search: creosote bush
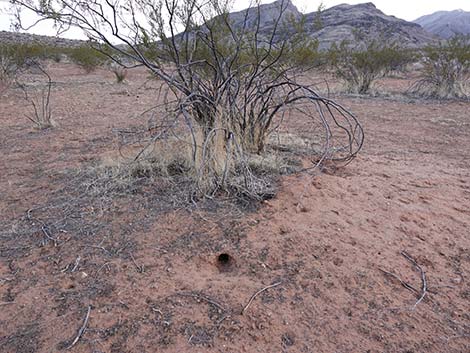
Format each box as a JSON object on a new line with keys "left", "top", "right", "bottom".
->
{"left": 0, "top": 44, "right": 20, "bottom": 84}
{"left": 0, "top": 43, "right": 47, "bottom": 84}
{"left": 65, "top": 46, "right": 108, "bottom": 73}
{"left": 410, "top": 36, "right": 470, "bottom": 99}
{"left": 327, "top": 36, "right": 415, "bottom": 94}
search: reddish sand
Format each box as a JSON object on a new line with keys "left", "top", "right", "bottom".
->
{"left": 0, "top": 64, "right": 469, "bottom": 353}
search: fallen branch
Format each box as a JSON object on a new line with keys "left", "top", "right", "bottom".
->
{"left": 379, "top": 268, "right": 419, "bottom": 295}
{"left": 71, "top": 256, "right": 81, "bottom": 272}
{"left": 241, "top": 281, "right": 282, "bottom": 315}
{"left": 129, "top": 253, "right": 144, "bottom": 273}
{"left": 401, "top": 251, "right": 428, "bottom": 310}
{"left": 66, "top": 305, "right": 91, "bottom": 350}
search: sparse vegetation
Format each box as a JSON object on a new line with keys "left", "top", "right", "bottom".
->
{"left": 17, "top": 61, "right": 54, "bottom": 129}
{"left": 0, "top": 43, "right": 38, "bottom": 84}
{"left": 0, "top": 43, "right": 55, "bottom": 93}
{"left": 410, "top": 36, "right": 470, "bottom": 99}
{"left": 0, "top": 44, "right": 18, "bottom": 86}
{"left": 0, "top": 42, "right": 55, "bottom": 127}
{"left": 2, "top": 3, "right": 470, "bottom": 353}
{"left": 11, "top": 0, "right": 363, "bottom": 199}
{"left": 313, "top": 2, "right": 326, "bottom": 31}
{"left": 66, "top": 45, "right": 108, "bottom": 73}
{"left": 109, "top": 62, "right": 128, "bottom": 83}
{"left": 327, "top": 36, "right": 416, "bottom": 94}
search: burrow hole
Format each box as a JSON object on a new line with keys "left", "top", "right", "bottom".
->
{"left": 216, "top": 253, "right": 234, "bottom": 272}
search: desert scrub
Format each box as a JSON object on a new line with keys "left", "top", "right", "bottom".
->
{"left": 108, "top": 62, "right": 128, "bottom": 83}
{"left": 0, "top": 44, "right": 17, "bottom": 85}
{"left": 327, "top": 36, "right": 415, "bottom": 94}
{"left": 0, "top": 43, "right": 39, "bottom": 83}
{"left": 66, "top": 45, "right": 108, "bottom": 73}
{"left": 410, "top": 36, "right": 470, "bottom": 99}
{"left": 10, "top": 0, "right": 364, "bottom": 200}
{"left": 17, "top": 61, "right": 54, "bottom": 129}
{"left": 0, "top": 43, "right": 66, "bottom": 86}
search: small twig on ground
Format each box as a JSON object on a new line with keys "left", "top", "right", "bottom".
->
{"left": 66, "top": 305, "right": 91, "bottom": 350}
{"left": 216, "top": 314, "right": 231, "bottom": 328}
{"left": 175, "top": 292, "right": 226, "bottom": 312}
{"left": 0, "top": 277, "right": 14, "bottom": 284}
{"left": 41, "top": 225, "right": 58, "bottom": 246}
{"left": 0, "top": 302, "right": 15, "bottom": 306}
{"left": 26, "top": 208, "right": 59, "bottom": 246}
{"left": 401, "top": 251, "right": 428, "bottom": 310}
{"left": 380, "top": 252, "right": 428, "bottom": 310}
{"left": 129, "top": 253, "right": 144, "bottom": 273}
{"left": 86, "top": 245, "right": 111, "bottom": 255}
{"left": 241, "top": 281, "right": 282, "bottom": 315}
{"left": 71, "top": 256, "right": 81, "bottom": 272}
{"left": 96, "top": 262, "right": 112, "bottom": 275}
{"left": 379, "top": 268, "right": 419, "bottom": 294}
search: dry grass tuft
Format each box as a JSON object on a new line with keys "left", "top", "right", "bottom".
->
{"left": 98, "top": 131, "right": 307, "bottom": 201}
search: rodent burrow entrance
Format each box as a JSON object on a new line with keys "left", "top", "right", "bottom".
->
{"left": 216, "top": 253, "right": 234, "bottom": 272}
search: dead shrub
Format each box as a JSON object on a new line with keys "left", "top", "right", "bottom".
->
{"left": 17, "top": 61, "right": 54, "bottom": 129}
{"left": 109, "top": 62, "right": 128, "bottom": 83}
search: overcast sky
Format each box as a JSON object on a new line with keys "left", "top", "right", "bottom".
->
{"left": 1, "top": 0, "right": 470, "bottom": 38}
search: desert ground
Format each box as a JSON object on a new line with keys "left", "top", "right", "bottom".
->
{"left": 0, "top": 63, "right": 469, "bottom": 353}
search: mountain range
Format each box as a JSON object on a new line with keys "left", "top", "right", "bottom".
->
{"left": 414, "top": 9, "right": 470, "bottom": 39}
{"left": 224, "top": 1, "right": 435, "bottom": 49}
{"left": 3, "top": 1, "right": 464, "bottom": 50}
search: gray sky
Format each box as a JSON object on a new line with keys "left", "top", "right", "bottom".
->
{"left": 1, "top": 0, "right": 470, "bottom": 38}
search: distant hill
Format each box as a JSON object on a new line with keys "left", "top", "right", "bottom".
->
{"left": 306, "top": 2, "right": 436, "bottom": 49}
{"left": 222, "top": 1, "right": 436, "bottom": 49}
{"left": 0, "top": 30, "right": 86, "bottom": 48}
{"left": 1, "top": 1, "right": 437, "bottom": 50}
{"left": 414, "top": 10, "right": 470, "bottom": 39}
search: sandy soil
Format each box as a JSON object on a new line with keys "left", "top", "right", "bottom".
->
{"left": 0, "top": 63, "right": 469, "bottom": 353}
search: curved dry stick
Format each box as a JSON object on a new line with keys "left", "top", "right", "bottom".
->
{"left": 241, "top": 281, "right": 282, "bottom": 315}
{"left": 401, "top": 251, "right": 428, "bottom": 310}
{"left": 66, "top": 305, "right": 91, "bottom": 350}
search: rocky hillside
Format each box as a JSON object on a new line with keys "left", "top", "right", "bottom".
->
{"left": 307, "top": 2, "right": 436, "bottom": 49}
{"left": 0, "top": 30, "right": 86, "bottom": 48}
{"left": 225, "top": 0, "right": 301, "bottom": 30}
{"left": 224, "top": 1, "right": 436, "bottom": 49}
{"left": 1, "top": 1, "right": 437, "bottom": 50}
{"left": 414, "top": 10, "right": 470, "bottom": 39}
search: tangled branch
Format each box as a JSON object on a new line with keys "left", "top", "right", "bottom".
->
{"left": 10, "top": 0, "right": 364, "bottom": 198}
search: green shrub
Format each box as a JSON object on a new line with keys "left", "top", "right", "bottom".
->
{"left": 410, "top": 36, "right": 470, "bottom": 99}
{"left": 66, "top": 45, "right": 108, "bottom": 72}
{"left": 327, "top": 38, "right": 415, "bottom": 94}
{"left": 0, "top": 45, "right": 19, "bottom": 83}
{"left": 279, "top": 13, "right": 324, "bottom": 69}
{"left": 0, "top": 43, "right": 68, "bottom": 83}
